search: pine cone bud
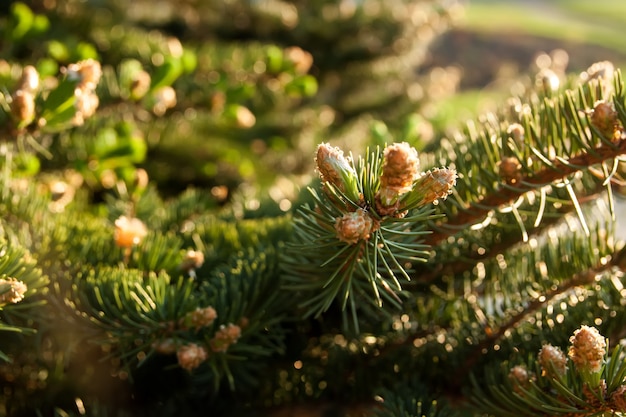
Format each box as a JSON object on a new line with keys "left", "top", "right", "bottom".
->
{"left": 498, "top": 156, "right": 522, "bottom": 185}
{"left": 315, "top": 142, "right": 356, "bottom": 193}
{"left": 411, "top": 167, "right": 457, "bottom": 207}
{"left": 568, "top": 325, "right": 606, "bottom": 374}
{"left": 335, "top": 208, "right": 373, "bottom": 245}
{"left": 18, "top": 65, "right": 40, "bottom": 92}
{"left": 10, "top": 90, "right": 35, "bottom": 125}
{"left": 176, "top": 343, "right": 208, "bottom": 371}
{"left": 380, "top": 142, "right": 420, "bottom": 195}
{"left": 210, "top": 323, "right": 242, "bottom": 353}
{"left": 538, "top": 344, "right": 568, "bottom": 378}
{"left": 0, "top": 278, "right": 28, "bottom": 304}
{"left": 508, "top": 365, "right": 532, "bottom": 394}
{"left": 114, "top": 216, "right": 148, "bottom": 248}
{"left": 590, "top": 100, "right": 618, "bottom": 139}
{"left": 181, "top": 306, "right": 217, "bottom": 330}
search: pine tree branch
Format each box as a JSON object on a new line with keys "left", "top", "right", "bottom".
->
{"left": 424, "top": 136, "right": 626, "bottom": 246}
{"left": 459, "top": 244, "right": 626, "bottom": 377}
{"left": 414, "top": 186, "right": 605, "bottom": 284}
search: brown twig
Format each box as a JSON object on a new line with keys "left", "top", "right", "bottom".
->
{"left": 424, "top": 137, "right": 626, "bottom": 247}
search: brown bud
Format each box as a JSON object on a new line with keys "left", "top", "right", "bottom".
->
{"left": 334, "top": 208, "right": 373, "bottom": 245}
{"left": 590, "top": 100, "right": 618, "bottom": 139}
{"left": 176, "top": 343, "right": 208, "bottom": 371}
{"left": 0, "top": 278, "right": 27, "bottom": 304}
{"left": 18, "top": 65, "right": 40, "bottom": 92}
{"left": 498, "top": 156, "right": 522, "bottom": 185}
{"left": 114, "top": 216, "right": 148, "bottom": 248}
{"left": 10, "top": 90, "right": 35, "bottom": 125}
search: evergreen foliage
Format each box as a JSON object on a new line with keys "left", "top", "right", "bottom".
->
{"left": 1, "top": 0, "right": 626, "bottom": 416}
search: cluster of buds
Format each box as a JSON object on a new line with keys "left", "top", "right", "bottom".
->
{"left": 314, "top": 142, "right": 456, "bottom": 245}
{"left": 210, "top": 323, "right": 242, "bottom": 353}
{"left": 176, "top": 343, "right": 208, "bottom": 372}
{"left": 64, "top": 59, "right": 102, "bottom": 126}
{"left": 9, "top": 65, "right": 40, "bottom": 128}
{"left": 0, "top": 278, "right": 28, "bottom": 305}
{"left": 114, "top": 215, "right": 148, "bottom": 248}
{"left": 509, "top": 325, "right": 610, "bottom": 400}
{"left": 179, "top": 306, "right": 217, "bottom": 331}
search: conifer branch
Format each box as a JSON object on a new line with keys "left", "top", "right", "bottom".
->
{"left": 425, "top": 135, "right": 626, "bottom": 246}
{"left": 461, "top": 245, "right": 624, "bottom": 375}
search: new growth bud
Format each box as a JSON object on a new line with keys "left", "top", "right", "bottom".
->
{"left": 508, "top": 365, "right": 532, "bottom": 395}
{"left": 378, "top": 142, "right": 420, "bottom": 206}
{"left": 10, "top": 90, "right": 35, "bottom": 126}
{"left": 114, "top": 216, "right": 148, "bottom": 248}
{"left": 411, "top": 167, "right": 457, "bottom": 207}
{"left": 590, "top": 100, "right": 619, "bottom": 139}
{"left": 177, "top": 343, "right": 208, "bottom": 371}
{"left": 315, "top": 142, "right": 357, "bottom": 194}
{"left": 538, "top": 344, "right": 567, "bottom": 378}
{"left": 335, "top": 208, "right": 374, "bottom": 245}
{"left": 210, "top": 323, "right": 242, "bottom": 353}
{"left": 0, "top": 278, "right": 28, "bottom": 304}
{"left": 569, "top": 325, "right": 606, "bottom": 375}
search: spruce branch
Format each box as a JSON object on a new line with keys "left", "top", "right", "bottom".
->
{"left": 471, "top": 326, "right": 626, "bottom": 417}
{"left": 462, "top": 244, "right": 625, "bottom": 375}
{"left": 425, "top": 69, "right": 626, "bottom": 247}
{"left": 284, "top": 142, "right": 455, "bottom": 329}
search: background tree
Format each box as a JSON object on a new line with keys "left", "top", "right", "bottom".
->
{"left": 1, "top": 1, "right": 626, "bottom": 416}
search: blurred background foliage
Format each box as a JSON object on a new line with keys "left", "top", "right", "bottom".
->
{"left": 2, "top": 0, "right": 624, "bottom": 209}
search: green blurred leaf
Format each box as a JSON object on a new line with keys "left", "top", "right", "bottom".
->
{"left": 13, "top": 153, "right": 41, "bottom": 177}
{"left": 265, "top": 45, "right": 283, "bottom": 73}
{"left": 181, "top": 49, "right": 198, "bottom": 73}
{"left": 10, "top": 2, "right": 34, "bottom": 40}
{"left": 40, "top": 77, "right": 78, "bottom": 129}
{"left": 150, "top": 58, "right": 183, "bottom": 91}
{"left": 47, "top": 40, "right": 70, "bottom": 62}
{"left": 285, "top": 75, "right": 318, "bottom": 97}
{"left": 76, "top": 42, "right": 99, "bottom": 60}
{"left": 31, "top": 14, "right": 50, "bottom": 35}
